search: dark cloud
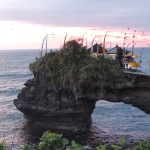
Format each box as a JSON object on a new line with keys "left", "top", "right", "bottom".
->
{"left": 0, "top": 0, "right": 150, "bottom": 31}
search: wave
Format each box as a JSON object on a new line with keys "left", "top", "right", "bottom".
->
{"left": 0, "top": 72, "right": 32, "bottom": 77}
{"left": 0, "top": 88, "right": 21, "bottom": 96}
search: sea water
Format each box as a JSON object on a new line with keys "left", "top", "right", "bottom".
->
{"left": 0, "top": 48, "right": 150, "bottom": 149}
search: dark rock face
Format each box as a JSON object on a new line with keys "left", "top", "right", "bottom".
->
{"left": 104, "top": 72, "right": 150, "bottom": 114}
{"left": 14, "top": 73, "right": 96, "bottom": 133}
{"left": 14, "top": 72, "right": 150, "bottom": 134}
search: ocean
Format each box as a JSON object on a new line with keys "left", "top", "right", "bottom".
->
{"left": 0, "top": 48, "right": 150, "bottom": 149}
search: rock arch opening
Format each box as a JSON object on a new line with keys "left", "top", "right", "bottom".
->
{"left": 90, "top": 100, "right": 150, "bottom": 144}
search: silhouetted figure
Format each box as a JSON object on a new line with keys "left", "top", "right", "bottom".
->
{"left": 116, "top": 47, "right": 124, "bottom": 67}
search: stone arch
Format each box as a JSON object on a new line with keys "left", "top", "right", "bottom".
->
{"left": 14, "top": 72, "right": 150, "bottom": 134}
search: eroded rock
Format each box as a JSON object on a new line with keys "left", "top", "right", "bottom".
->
{"left": 103, "top": 72, "right": 150, "bottom": 114}
{"left": 14, "top": 71, "right": 150, "bottom": 135}
{"left": 14, "top": 73, "right": 96, "bottom": 133}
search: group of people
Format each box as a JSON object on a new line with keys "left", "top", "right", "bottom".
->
{"left": 116, "top": 47, "right": 134, "bottom": 68}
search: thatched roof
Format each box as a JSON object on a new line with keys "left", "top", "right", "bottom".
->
{"left": 88, "top": 43, "right": 107, "bottom": 53}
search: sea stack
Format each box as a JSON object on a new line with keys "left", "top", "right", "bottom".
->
{"left": 14, "top": 40, "right": 123, "bottom": 133}
{"left": 14, "top": 73, "right": 96, "bottom": 133}
{"left": 14, "top": 40, "right": 150, "bottom": 134}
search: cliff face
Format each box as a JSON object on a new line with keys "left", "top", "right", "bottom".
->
{"left": 104, "top": 72, "right": 150, "bottom": 114}
{"left": 14, "top": 71, "right": 150, "bottom": 134}
{"left": 14, "top": 73, "right": 96, "bottom": 133}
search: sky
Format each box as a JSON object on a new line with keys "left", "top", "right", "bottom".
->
{"left": 0, "top": 0, "right": 150, "bottom": 49}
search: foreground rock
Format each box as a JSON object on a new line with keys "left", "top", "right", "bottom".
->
{"left": 14, "top": 73, "right": 96, "bottom": 133}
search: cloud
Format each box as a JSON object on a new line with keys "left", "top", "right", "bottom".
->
{"left": 0, "top": 0, "right": 150, "bottom": 31}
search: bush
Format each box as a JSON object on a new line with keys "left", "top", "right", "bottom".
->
{"left": 29, "top": 40, "right": 123, "bottom": 98}
{"left": 0, "top": 143, "right": 7, "bottom": 150}
{"left": 1, "top": 132, "right": 150, "bottom": 150}
{"left": 133, "top": 140, "right": 150, "bottom": 150}
{"left": 66, "top": 141, "right": 84, "bottom": 150}
{"left": 38, "top": 131, "right": 69, "bottom": 150}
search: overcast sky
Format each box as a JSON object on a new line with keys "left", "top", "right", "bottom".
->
{"left": 1, "top": 0, "right": 150, "bottom": 29}
{"left": 0, "top": 0, "right": 150, "bottom": 49}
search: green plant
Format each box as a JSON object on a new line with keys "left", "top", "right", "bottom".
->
{"left": 21, "top": 145, "right": 36, "bottom": 150}
{"left": 2, "top": 130, "right": 149, "bottom": 150}
{"left": 111, "top": 144, "right": 122, "bottom": 150}
{"left": 29, "top": 40, "right": 123, "bottom": 99}
{"left": 67, "top": 140, "right": 84, "bottom": 150}
{"left": 96, "top": 144, "right": 106, "bottom": 150}
{"left": 38, "top": 131, "right": 69, "bottom": 150}
{"left": 117, "top": 137, "right": 127, "bottom": 147}
{"left": 96, "top": 138, "right": 128, "bottom": 150}
{"left": 0, "top": 143, "right": 7, "bottom": 150}
{"left": 133, "top": 140, "right": 150, "bottom": 150}
{"left": 111, "top": 138, "right": 128, "bottom": 150}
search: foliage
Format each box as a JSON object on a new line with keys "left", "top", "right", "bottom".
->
{"left": 66, "top": 140, "right": 84, "bottom": 150}
{"left": 1, "top": 132, "right": 150, "bottom": 150}
{"left": 111, "top": 137, "right": 127, "bottom": 150}
{"left": 96, "top": 144, "right": 106, "bottom": 150}
{"left": 21, "top": 145, "right": 37, "bottom": 150}
{"left": 96, "top": 138, "right": 128, "bottom": 150}
{"left": 111, "top": 144, "right": 122, "bottom": 150}
{"left": 95, "top": 139, "right": 150, "bottom": 150}
{"left": 38, "top": 131, "right": 69, "bottom": 150}
{"left": 29, "top": 40, "right": 123, "bottom": 98}
{"left": 0, "top": 143, "right": 7, "bottom": 150}
{"left": 133, "top": 140, "right": 150, "bottom": 150}
{"left": 117, "top": 137, "right": 128, "bottom": 146}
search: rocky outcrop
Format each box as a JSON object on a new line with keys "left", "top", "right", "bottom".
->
{"left": 14, "top": 71, "right": 150, "bottom": 134}
{"left": 104, "top": 72, "right": 150, "bottom": 114}
{"left": 14, "top": 73, "right": 96, "bottom": 133}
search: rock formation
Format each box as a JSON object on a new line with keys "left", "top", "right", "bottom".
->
{"left": 14, "top": 40, "right": 150, "bottom": 134}
{"left": 14, "top": 73, "right": 96, "bottom": 133}
{"left": 104, "top": 72, "right": 150, "bottom": 114}
{"left": 14, "top": 71, "right": 150, "bottom": 135}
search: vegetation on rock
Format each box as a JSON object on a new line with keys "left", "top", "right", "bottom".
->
{"left": 29, "top": 40, "right": 123, "bottom": 98}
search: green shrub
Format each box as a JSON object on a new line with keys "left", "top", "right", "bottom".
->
{"left": 0, "top": 143, "right": 7, "bottom": 150}
{"left": 1, "top": 131, "right": 150, "bottom": 150}
{"left": 29, "top": 40, "right": 123, "bottom": 98}
{"left": 96, "top": 138, "right": 128, "bottom": 150}
{"left": 96, "top": 144, "right": 106, "bottom": 150}
{"left": 21, "top": 145, "right": 37, "bottom": 150}
{"left": 66, "top": 140, "right": 84, "bottom": 150}
{"left": 133, "top": 140, "right": 150, "bottom": 150}
{"left": 38, "top": 131, "right": 69, "bottom": 150}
